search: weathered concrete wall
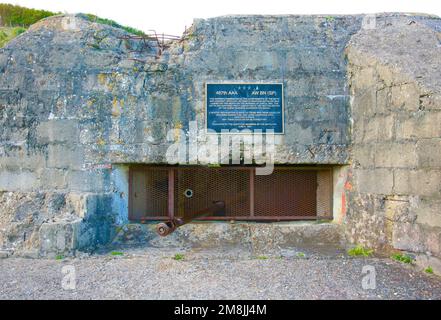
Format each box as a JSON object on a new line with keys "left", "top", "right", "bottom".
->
{"left": 0, "top": 13, "right": 362, "bottom": 255}
{"left": 0, "top": 13, "right": 440, "bottom": 260}
{"left": 112, "top": 222, "right": 345, "bottom": 255}
{"left": 345, "top": 15, "right": 441, "bottom": 271}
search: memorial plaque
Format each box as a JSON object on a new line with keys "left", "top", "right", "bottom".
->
{"left": 206, "top": 83, "right": 284, "bottom": 134}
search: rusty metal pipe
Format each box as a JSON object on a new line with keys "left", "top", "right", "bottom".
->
{"left": 156, "top": 201, "right": 225, "bottom": 237}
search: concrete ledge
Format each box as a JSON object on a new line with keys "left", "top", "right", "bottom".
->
{"left": 112, "top": 222, "right": 345, "bottom": 254}
{"left": 416, "top": 254, "right": 441, "bottom": 276}
{"left": 0, "top": 250, "right": 13, "bottom": 259}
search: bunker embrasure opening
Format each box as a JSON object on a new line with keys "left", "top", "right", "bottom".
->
{"left": 129, "top": 166, "right": 333, "bottom": 223}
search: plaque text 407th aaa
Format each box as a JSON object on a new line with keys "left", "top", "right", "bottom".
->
{"left": 206, "top": 83, "right": 284, "bottom": 134}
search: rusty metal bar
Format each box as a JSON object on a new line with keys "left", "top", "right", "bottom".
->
{"left": 117, "top": 31, "right": 181, "bottom": 63}
{"left": 198, "top": 216, "right": 326, "bottom": 221}
{"left": 249, "top": 168, "right": 255, "bottom": 217}
{"left": 117, "top": 34, "right": 181, "bottom": 41}
{"left": 141, "top": 215, "right": 330, "bottom": 222}
{"left": 156, "top": 201, "right": 225, "bottom": 236}
{"left": 168, "top": 168, "right": 175, "bottom": 219}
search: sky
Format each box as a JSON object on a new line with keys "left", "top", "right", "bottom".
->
{"left": 3, "top": 0, "right": 441, "bottom": 35}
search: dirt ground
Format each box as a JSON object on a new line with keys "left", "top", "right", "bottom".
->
{"left": 1, "top": 246, "right": 441, "bottom": 300}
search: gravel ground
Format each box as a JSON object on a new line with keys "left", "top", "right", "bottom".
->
{"left": 1, "top": 246, "right": 441, "bottom": 300}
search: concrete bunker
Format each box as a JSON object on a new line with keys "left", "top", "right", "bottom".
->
{"left": 0, "top": 13, "right": 440, "bottom": 274}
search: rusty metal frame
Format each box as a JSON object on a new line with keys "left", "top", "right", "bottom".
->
{"left": 129, "top": 165, "right": 334, "bottom": 222}
{"left": 168, "top": 168, "right": 175, "bottom": 219}
{"left": 249, "top": 168, "right": 255, "bottom": 217}
{"left": 117, "top": 31, "right": 182, "bottom": 61}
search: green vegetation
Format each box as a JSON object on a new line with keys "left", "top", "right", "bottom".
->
{"left": 325, "top": 16, "right": 336, "bottom": 22}
{"left": 0, "top": 4, "right": 145, "bottom": 48}
{"left": 297, "top": 252, "right": 305, "bottom": 258}
{"left": 173, "top": 253, "right": 185, "bottom": 261}
{"left": 391, "top": 253, "right": 414, "bottom": 264}
{"left": 425, "top": 266, "right": 434, "bottom": 274}
{"left": 83, "top": 14, "right": 145, "bottom": 36}
{"left": 347, "top": 245, "right": 374, "bottom": 257}
{"left": 0, "top": 4, "right": 56, "bottom": 27}
{"left": 110, "top": 251, "right": 124, "bottom": 256}
{"left": 0, "top": 26, "right": 26, "bottom": 47}
{"left": 55, "top": 254, "right": 64, "bottom": 260}
{"left": 256, "top": 255, "right": 268, "bottom": 260}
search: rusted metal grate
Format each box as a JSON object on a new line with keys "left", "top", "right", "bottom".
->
{"left": 176, "top": 168, "right": 250, "bottom": 219}
{"left": 254, "top": 169, "right": 317, "bottom": 218}
{"left": 130, "top": 166, "right": 333, "bottom": 221}
{"left": 129, "top": 167, "right": 169, "bottom": 220}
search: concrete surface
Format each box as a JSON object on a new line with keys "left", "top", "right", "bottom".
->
{"left": 112, "top": 222, "right": 345, "bottom": 254}
{"left": 2, "top": 13, "right": 441, "bottom": 258}
{"left": 1, "top": 246, "right": 441, "bottom": 300}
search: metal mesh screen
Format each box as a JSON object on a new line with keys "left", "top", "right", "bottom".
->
{"left": 145, "top": 169, "right": 169, "bottom": 217}
{"left": 254, "top": 169, "right": 317, "bottom": 217}
{"left": 130, "top": 166, "right": 332, "bottom": 221}
{"left": 129, "top": 167, "right": 168, "bottom": 220}
{"left": 176, "top": 168, "right": 250, "bottom": 219}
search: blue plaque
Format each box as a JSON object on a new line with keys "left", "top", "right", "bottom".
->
{"left": 206, "top": 83, "right": 284, "bottom": 134}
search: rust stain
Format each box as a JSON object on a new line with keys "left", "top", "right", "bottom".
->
{"left": 341, "top": 192, "right": 346, "bottom": 216}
